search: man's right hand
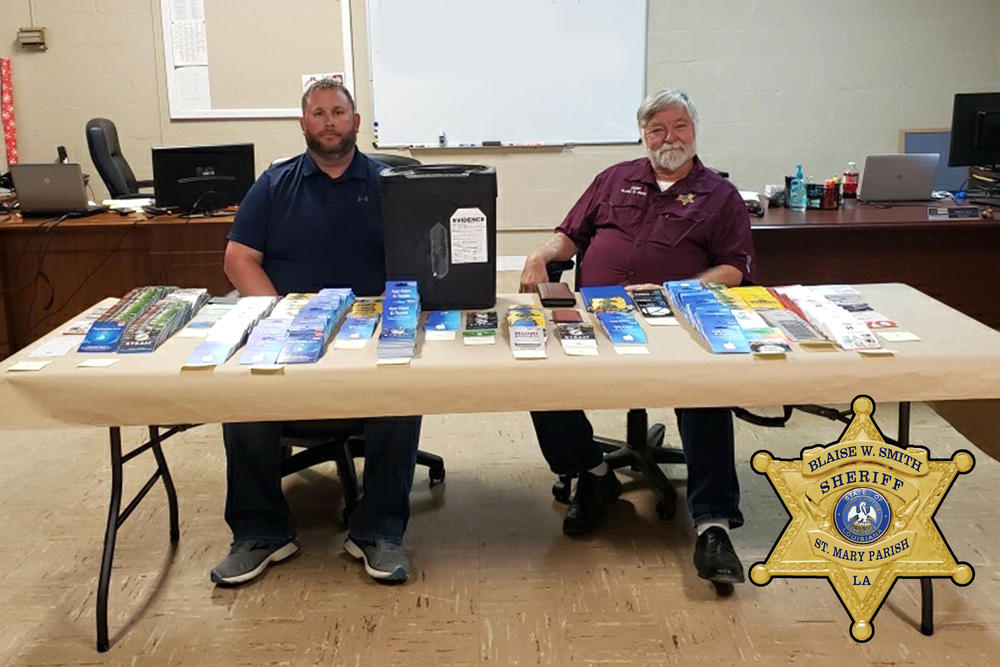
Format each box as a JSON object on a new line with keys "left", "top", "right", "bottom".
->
{"left": 519, "top": 257, "right": 549, "bottom": 293}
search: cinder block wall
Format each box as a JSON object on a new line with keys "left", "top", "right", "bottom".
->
{"left": 1, "top": 0, "right": 998, "bottom": 256}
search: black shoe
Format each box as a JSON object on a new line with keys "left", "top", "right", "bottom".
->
{"left": 694, "top": 527, "right": 745, "bottom": 583}
{"left": 563, "top": 471, "right": 623, "bottom": 535}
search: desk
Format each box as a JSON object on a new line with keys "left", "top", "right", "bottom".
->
{"left": 753, "top": 202, "right": 1000, "bottom": 328}
{"left": 2, "top": 284, "right": 999, "bottom": 650}
{"left": 0, "top": 212, "right": 234, "bottom": 359}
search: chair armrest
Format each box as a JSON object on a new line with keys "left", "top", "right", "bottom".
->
{"left": 544, "top": 259, "right": 575, "bottom": 283}
{"left": 136, "top": 180, "right": 155, "bottom": 188}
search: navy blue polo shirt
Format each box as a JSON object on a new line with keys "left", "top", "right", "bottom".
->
{"left": 227, "top": 150, "right": 387, "bottom": 296}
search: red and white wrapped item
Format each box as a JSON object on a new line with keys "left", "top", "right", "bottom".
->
{"left": 1, "top": 57, "right": 17, "bottom": 165}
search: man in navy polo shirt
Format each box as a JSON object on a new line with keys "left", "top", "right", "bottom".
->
{"left": 519, "top": 89, "right": 754, "bottom": 587}
{"left": 211, "top": 79, "right": 420, "bottom": 586}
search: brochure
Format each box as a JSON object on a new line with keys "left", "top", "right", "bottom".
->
{"left": 424, "top": 310, "right": 461, "bottom": 341}
{"left": 580, "top": 285, "right": 633, "bottom": 312}
{"left": 595, "top": 311, "right": 649, "bottom": 353}
{"left": 556, "top": 323, "right": 599, "bottom": 356}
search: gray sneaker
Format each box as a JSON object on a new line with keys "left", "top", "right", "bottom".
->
{"left": 344, "top": 537, "right": 410, "bottom": 583}
{"left": 210, "top": 539, "right": 298, "bottom": 586}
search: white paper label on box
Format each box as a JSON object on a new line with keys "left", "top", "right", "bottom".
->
{"left": 450, "top": 207, "right": 488, "bottom": 264}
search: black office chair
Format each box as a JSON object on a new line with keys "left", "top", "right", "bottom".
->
{"left": 543, "top": 258, "right": 857, "bottom": 522}
{"left": 273, "top": 149, "right": 442, "bottom": 523}
{"left": 280, "top": 419, "right": 444, "bottom": 523}
{"left": 369, "top": 152, "right": 421, "bottom": 168}
{"left": 545, "top": 259, "right": 685, "bottom": 520}
{"left": 85, "top": 118, "right": 154, "bottom": 198}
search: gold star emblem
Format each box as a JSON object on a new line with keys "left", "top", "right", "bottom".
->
{"left": 676, "top": 193, "right": 695, "bottom": 206}
{"left": 750, "top": 395, "right": 975, "bottom": 642}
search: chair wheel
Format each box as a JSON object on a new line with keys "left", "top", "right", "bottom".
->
{"left": 552, "top": 476, "right": 572, "bottom": 504}
{"left": 655, "top": 498, "right": 676, "bottom": 520}
{"left": 712, "top": 581, "right": 735, "bottom": 597}
{"left": 429, "top": 465, "right": 445, "bottom": 487}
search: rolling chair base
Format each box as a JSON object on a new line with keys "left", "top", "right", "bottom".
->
{"left": 551, "top": 409, "right": 684, "bottom": 521}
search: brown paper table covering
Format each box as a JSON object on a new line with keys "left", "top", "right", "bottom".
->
{"left": 2, "top": 284, "right": 999, "bottom": 430}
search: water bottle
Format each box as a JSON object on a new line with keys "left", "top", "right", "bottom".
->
{"left": 789, "top": 164, "right": 807, "bottom": 211}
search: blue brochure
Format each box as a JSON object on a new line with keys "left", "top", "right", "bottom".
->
{"left": 580, "top": 285, "right": 633, "bottom": 312}
{"left": 596, "top": 311, "right": 648, "bottom": 345}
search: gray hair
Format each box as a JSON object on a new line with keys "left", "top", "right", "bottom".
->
{"left": 636, "top": 89, "right": 698, "bottom": 129}
{"left": 301, "top": 78, "right": 356, "bottom": 113}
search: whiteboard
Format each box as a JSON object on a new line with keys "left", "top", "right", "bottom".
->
{"left": 366, "top": 0, "right": 646, "bottom": 147}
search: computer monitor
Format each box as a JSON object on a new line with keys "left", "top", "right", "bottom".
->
{"left": 152, "top": 143, "right": 255, "bottom": 213}
{"left": 948, "top": 93, "right": 1000, "bottom": 168}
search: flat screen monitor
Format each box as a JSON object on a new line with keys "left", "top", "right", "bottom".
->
{"left": 152, "top": 143, "right": 255, "bottom": 213}
{"left": 948, "top": 93, "right": 1000, "bottom": 167}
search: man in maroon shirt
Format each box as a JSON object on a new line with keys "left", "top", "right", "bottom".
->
{"left": 519, "top": 89, "right": 753, "bottom": 587}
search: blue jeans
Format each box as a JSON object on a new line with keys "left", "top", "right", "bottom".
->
{"left": 530, "top": 408, "right": 743, "bottom": 529}
{"left": 223, "top": 416, "right": 421, "bottom": 545}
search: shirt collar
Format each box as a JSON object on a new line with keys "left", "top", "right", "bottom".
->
{"left": 301, "top": 148, "right": 367, "bottom": 182}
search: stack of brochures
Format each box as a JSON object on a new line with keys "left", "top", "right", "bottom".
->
{"left": 334, "top": 298, "right": 382, "bottom": 349}
{"left": 580, "top": 285, "right": 648, "bottom": 353}
{"left": 376, "top": 281, "right": 420, "bottom": 365}
{"left": 276, "top": 288, "right": 354, "bottom": 364}
{"left": 424, "top": 311, "right": 461, "bottom": 341}
{"left": 665, "top": 281, "right": 751, "bottom": 354}
{"left": 580, "top": 285, "right": 634, "bottom": 313}
{"left": 237, "top": 293, "right": 310, "bottom": 365}
{"left": 185, "top": 296, "right": 278, "bottom": 366}
{"left": 463, "top": 311, "right": 498, "bottom": 345}
{"left": 79, "top": 286, "right": 176, "bottom": 353}
{"left": 630, "top": 288, "right": 677, "bottom": 326}
{"left": 555, "top": 322, "right": 599, "bottom": 356}
{"left": 178, "top": 301, "right": 235, "bottom": 338}
{"left": 117, "top": 288, "right": 210, "bottom": 353}
{"left": 811, "top": 285, "right": 897, "bottom": 329}
{"left": 771, "top": 286, "right": 882, "bottom": 351}
{"left": 506, "top": 305, "right": 546, "bottom": 359}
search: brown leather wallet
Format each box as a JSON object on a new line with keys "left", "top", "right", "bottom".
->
{"left": 537, "top": 282, "right": 577, "bottom": 307}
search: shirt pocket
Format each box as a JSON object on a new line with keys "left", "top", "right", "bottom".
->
{"left": 649, "top": 209, "right": 707, "bottom": 247}
{"left": 600, "top": 192, "right": 646, "bottom": 228}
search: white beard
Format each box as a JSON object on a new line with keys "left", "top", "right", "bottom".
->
{"left": 648, "top": 140, "right": 696, "bottom": 172}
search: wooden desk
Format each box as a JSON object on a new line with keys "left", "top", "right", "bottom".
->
{"left": 0, "top": 212, "right": 234, "bottom": 358}
{"left": 753, "top": 202, "right": 1000, "bottom": 328}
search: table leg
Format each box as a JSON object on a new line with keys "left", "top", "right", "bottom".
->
{"left": 96, "top": 427, "right": 123, "bottom": 652}
{"left": 149, "top": 426, "right": 180, "bottom": 542}
{"left": 94, "top": 424, "right": 191, "bottom": 652}
{"left": 897, "top": 402, "right": 934, "bottom": 635}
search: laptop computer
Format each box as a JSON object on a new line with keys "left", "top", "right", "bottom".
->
{"left": 10, "top": 163, "right": 108, "bottom": 216}
{"left": 858, "top": 153, "right": 940, "bottom": 202}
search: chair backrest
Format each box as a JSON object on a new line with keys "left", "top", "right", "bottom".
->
{"left": 85, "top": 118, "right": 140, "bottom": 197}
{"left": 368, "top": 152, "right": 421, "bottom": 168}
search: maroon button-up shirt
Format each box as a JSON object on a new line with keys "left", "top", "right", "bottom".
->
{"left": 556, "top": 156, "right": 755, "bottom": 288}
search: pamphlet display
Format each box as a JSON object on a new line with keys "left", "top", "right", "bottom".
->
{"left": 334, "top": 298, "right": 383, "bottom": 349}
{"left": 276, "top": 288, "right": 354, "bottom": 364}
{"left": 117, "top": 288, "right": 210, "bottom": 353}
{"left": 424, "top": 311, "right": 461, "bottom": 341}
{"left": 185, "top": 296, "right": 278, "bottom": 367}
{"left": 79, "top": 286, "right": 177, "bottom": 353}
{"left": 506, "top": 305, "right": 546, "bottom": 359}
{"left": 376, "top": 281, "right": 420, "bottom": 365}
{"left": 463, "top": 311, "right": 498, "bottom": 345}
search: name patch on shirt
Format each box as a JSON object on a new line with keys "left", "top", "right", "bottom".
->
{"left": 619, "top": 185, "right": 647, "bottom": 197}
